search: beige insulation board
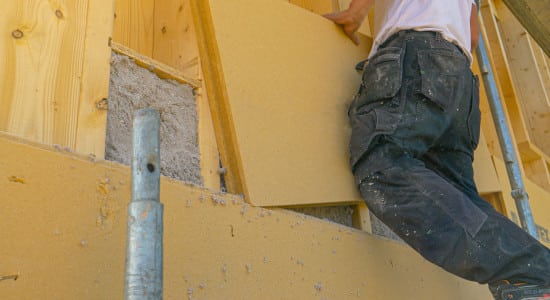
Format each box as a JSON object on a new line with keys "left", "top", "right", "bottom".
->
{"left": 194, "top": 0, "right": 372, "bottom": 206}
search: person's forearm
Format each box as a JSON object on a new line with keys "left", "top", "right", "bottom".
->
{"left": 470, "top": 3, "right": 480, "bottom": 50}
{"left": 347, "top": 0, "right": 375, "bottom": 21}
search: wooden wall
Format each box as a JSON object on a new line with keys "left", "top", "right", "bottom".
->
{"left": 1, "top": 0, "right": 548, "bottom": 225}
{"left": 113, "top": 0, "right": 550, "bottom": 208}
{"left": 0, "top": 0, "right": 113, "bottom": 158}
{"left": 112, "top": 0, "right": 200, "bottom": 79}
{"left": 480, "top": 0, "right": 550, "bottom": 192}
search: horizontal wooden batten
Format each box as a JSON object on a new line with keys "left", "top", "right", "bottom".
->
{"left": 111, "top": 41, "right": 201, "bottom": 88}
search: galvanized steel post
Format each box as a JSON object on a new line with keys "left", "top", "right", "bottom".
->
{"left": 125, "top": 109, "right": 164, "bottom": 299}
{"left": 475, "top": 35, "right": 539, "bottom": 239}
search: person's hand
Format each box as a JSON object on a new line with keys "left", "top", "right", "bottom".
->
{"left": 324, "top": 10, "right": 363, "bottom": 45}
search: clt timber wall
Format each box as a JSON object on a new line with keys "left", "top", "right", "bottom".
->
{"left": 0, "top": 0, "right": 112, "bottom": 157}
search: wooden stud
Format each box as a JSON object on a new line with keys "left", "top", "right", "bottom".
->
{"left": 111, "top": 41, "right": 201, "bottom": 88}
{"left": 196, "top": 79, "right": 222, "bottom": 191}
{"left": 480, "top": 192, "right": 507, "bottom": 214}
{"left": 189, "top": 0, "right": 247, "bottom": 195}
{"left": 75, "top": 0, "right": 114, "bottom": 157}
{"left": 352, "top": 202, "right": 372, "bottom": 234}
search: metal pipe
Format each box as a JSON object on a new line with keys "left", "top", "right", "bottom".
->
{"left": 125, "top": 109, "right": 164, "bottom": 300}
{"left": 475, "top": 34, "right": 539, "bottom": 239}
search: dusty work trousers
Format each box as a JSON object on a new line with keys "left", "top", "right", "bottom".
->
{"left": 349, "top": 30, "right": 550, "bottom": 286}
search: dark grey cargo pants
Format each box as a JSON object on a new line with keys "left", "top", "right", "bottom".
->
{"left": 349, "top": 30, "right": 550, "bottom": 286}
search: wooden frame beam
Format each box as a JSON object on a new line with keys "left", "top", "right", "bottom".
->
{"left": 501, "top": 0, "right": 550, "bottom": 57}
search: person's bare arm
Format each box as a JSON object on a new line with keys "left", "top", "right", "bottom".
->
{"left": 324, "top": 0, "right": 375, "bottom": 45}
{"left": 470, "top": 3, "right": 480, "bottom": 50}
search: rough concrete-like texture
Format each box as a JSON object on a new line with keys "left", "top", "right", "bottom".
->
{"left": 289, "top": 206, "right": 355, "bottom": 227}
{"left": 105, "top": 53, "right": 202, "bottom": 186}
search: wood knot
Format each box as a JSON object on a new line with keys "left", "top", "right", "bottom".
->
{"left": 11, "top": 30, "right": 24, "bottom": 39}
{"left": 95, "top": 98, "right": 108, "bottom": 110}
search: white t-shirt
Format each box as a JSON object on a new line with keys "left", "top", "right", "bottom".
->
{"left": 370, "top": 0, "right": 476, "bottom": 61}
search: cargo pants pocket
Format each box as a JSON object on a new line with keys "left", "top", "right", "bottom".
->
{"left": 349, "top": 47, "right": 404, "bottom": 168}
{"left": 417, "top": 49, "right": 467, "bottom": 112}
{"left": 351, "top": 47, "right": 404, "bottom": 111}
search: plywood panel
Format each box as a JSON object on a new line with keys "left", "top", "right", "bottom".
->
{"left": 192, "top": 0, "right": 372, "bottom": 206}
{"left": 0, "top": 0, "right": 113, "bottom": 158}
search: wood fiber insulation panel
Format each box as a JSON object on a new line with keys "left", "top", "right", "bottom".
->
{"left": 288, "top": 0, "right": 339, "bottom": 14}
{"left": 0, "top": 132, "right": 495, "bottom": 300}
{"left": 192, "top": 0, "right": 372, "bottom": 206}
{"left": 0, "top": 0, "right": 113, "bottom": 158}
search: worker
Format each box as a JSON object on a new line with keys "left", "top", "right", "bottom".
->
{"left": 325, "top": 1, "right": 550, "bottom": 299}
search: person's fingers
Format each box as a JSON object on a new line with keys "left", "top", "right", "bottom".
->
{"left": 323, "top": 12, "right": 345, "bottom": 23}
{"left": 324, "top": 11, "right": 360, "bottom": 45}
{"left": 350, "top": 32, "right": 360, "bottom": 45}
